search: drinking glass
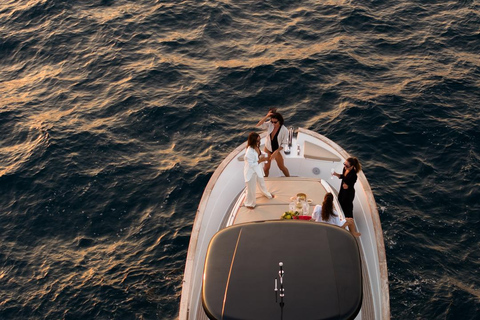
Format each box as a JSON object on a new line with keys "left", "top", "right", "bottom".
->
{"left": 289, "top": 202, "right": 295, "bottom": 212}
{"left": 302, "top": 202, "right": 309, "bottom": 215}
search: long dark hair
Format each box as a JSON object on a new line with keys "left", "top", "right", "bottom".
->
{"left": 247, "top": 132, "right": 260, "bottom": 153}
{"left": 321, "top": 193, "right": 337, "bottom": 221}
{"left": 270, "top": 112, "right": 284, "bottom": 126}
{"left": 346, "top": 157, "right": 362, "bottom": 172}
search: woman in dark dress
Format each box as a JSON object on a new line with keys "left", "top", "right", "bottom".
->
{"left": 333, "top": 157, "right": 362, "bottom": 218}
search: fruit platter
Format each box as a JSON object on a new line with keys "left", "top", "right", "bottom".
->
{"left": 281, "top": 211, "right": 300, "bottom": 220}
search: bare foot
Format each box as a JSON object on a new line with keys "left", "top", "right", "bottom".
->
{"left": 351, "top": 232, "right": 361, "bottom": 237}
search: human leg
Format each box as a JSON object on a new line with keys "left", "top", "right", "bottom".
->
{"left": 274, "top": 152, "right": 290, "bottom": 177}
{"left": 339, "top": 198, "right": 353, "bottom": 218}
{"left": 263, "top": 148, "right": 272, "bottom": 177}
{"left": 244, "top": 176, "right": 257, "bottom": 208}
{"left": 257, "top": 176, "right": 273, "bottom": 199}
{"left": 343, "top": 218, "right": 361, "bottom": 237}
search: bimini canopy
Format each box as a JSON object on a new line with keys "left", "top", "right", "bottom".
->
{"left": 202, "top": 220, "right": 362, "bottom": 320}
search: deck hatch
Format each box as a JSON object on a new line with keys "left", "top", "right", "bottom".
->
{"left": 202, "top": 220, "right": 362, "bottom": 320}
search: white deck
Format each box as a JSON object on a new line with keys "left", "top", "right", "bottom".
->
{"left": 229, "top": 177, "right": 330, "bottom": 225}
{"left": 179, "top": 128, "right": 390, "bottom": 320}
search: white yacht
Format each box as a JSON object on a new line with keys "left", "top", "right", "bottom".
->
{"left": 179, "top": 128, "right": 390, "bottom": 320}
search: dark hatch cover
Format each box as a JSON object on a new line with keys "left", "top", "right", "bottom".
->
{"left": 202, "top": 220, "right": 362, "bottom": 320}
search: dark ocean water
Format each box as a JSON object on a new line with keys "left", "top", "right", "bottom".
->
{"left": 1, "top": 0, "right": 479, "bottom": 319}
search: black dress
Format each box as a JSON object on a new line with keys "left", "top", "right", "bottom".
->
{"left": 270, "top": 129, "right": 280, "bottom": 152}
{"left": 338, "top": 168, "right": 357, "bottom": 218}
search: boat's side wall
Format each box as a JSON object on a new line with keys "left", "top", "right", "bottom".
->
{"left": 179, "top": 142, "right": 247, "bottom": 320}
{"left": 356, "top": 170, "right": 390, "bottom": 320}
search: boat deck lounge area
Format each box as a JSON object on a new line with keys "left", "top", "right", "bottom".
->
{"left": 232, "top": 177, "right": 330, "bottom": 225}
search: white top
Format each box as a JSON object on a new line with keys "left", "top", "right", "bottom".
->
{"left": 261, "top": 122, "right": 289, "bottom": 153}
{"left": 312, "top": 204, "right": 344, "bottom": 227}
{"left": 244, "top": 147, "right": 265, "bottom": 182}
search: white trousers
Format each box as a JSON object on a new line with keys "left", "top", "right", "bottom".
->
{"left": 244, "top": 173, "right": 272, "bottom": 208}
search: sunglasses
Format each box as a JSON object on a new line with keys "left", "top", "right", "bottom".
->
{"left": 271, "top": 120, "right": 278, "bottom": 124}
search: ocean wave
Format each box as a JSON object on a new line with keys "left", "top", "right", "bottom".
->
{"left": 1, "top": 0, "right": 480, "bottom": 319}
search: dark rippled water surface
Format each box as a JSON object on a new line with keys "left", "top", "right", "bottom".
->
{"left": 1, "top": 0, "right": 479, "bottom": 319}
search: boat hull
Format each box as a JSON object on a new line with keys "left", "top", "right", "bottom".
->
{"left": 179, "top": 128, "right": 389, "bottom": 319}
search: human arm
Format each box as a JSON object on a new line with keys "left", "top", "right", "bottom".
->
{"left": 342, "top": 170, "right": 357, "bottom": 189}
{"left": 269, "top": 148, "right": 282, "bottom": 160}
{"left": 256, "top": 111, "right": 275, "bottom": 127}
{"left": 258, "top": 153, "right": 268, "bottom": 163}
{"left": 245, "top": 148, "right": 260, "bottom": 168}
{"left": 332, "top": 167, "right": 344, "bottom": 178}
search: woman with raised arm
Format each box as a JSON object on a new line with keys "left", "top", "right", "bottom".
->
{"left": 332, "top": 157, "right": 362, "bottom": 218}
{"left": 244, "top": 132, "right": 273, "bottom": 209}
{"left": 256, "top": 110, "right": 290, "bottom": 177}
{"left": 312, "top": 193, "right": 361, "bottom": 237}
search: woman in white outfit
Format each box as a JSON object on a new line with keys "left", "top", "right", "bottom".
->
{"left": 312, "top": 193, "right": 361, "bottom": 237}
{"left": 244, "top": 132, "right": 273, "bottom": 209}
